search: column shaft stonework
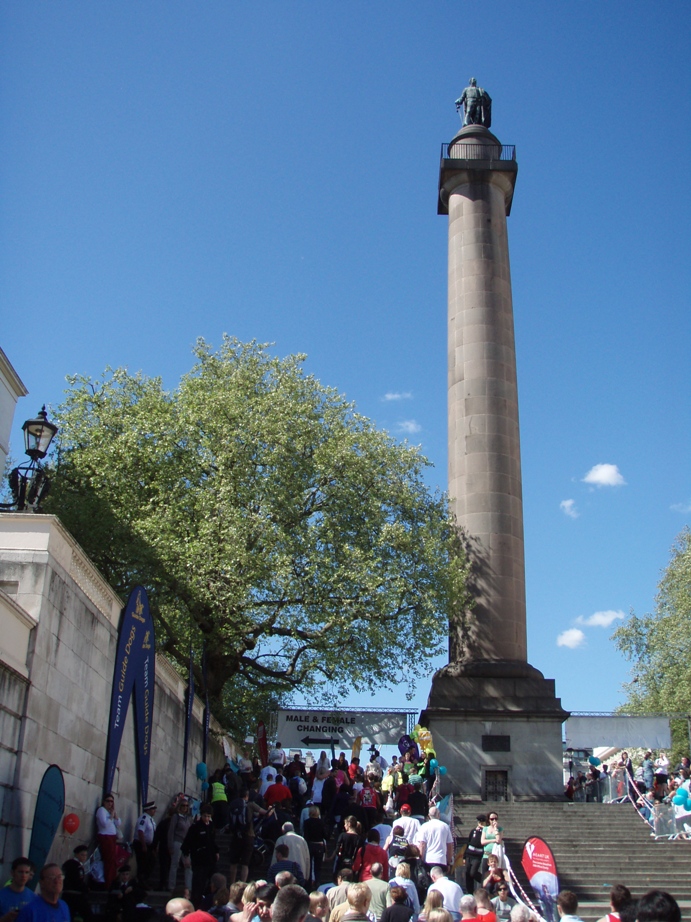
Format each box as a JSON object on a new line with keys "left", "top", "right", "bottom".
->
{"left": 447, "top": 171, "right": 526, "bottom": 663}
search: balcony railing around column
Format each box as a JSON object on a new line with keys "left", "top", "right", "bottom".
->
{"left": 441, "top": 142, "right": 517, "bottom": 161}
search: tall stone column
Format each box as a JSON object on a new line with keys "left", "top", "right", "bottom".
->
{"left": 421, "top": 119, "right": 568, "bottom": 801}
{"left": 445, "top": 125, "right": 526, "bottom": 665}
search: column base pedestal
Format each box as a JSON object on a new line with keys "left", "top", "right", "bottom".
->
{"left": 420, "top": 660, "right": 569, "bottom": 800}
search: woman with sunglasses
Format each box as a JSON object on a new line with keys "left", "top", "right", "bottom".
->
{"left": 95, "top": 793, "right": 121, "bottom": 888}
{"left": 480, "top": 813, "right": 503, "bottom": 875}
{"left": 490, "top": 883, "right": 516, "bottom": 922}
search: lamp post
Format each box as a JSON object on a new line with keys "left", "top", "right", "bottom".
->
{"left": 1, "top": 406, "right": 58, "bottom": 512}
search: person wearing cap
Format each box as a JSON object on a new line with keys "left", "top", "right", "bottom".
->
{"left": 394, "top": 805, "right": 420, "bottom": 843}
{"left": 133, "top": 800, "right": 158, "bottom": 887}
{"left": 62, "top": 846, "right": 93, "bottom": 922}
{"left": 464, "top": 816, "right": 486, "bottom": 894}
{"left": 181, "top": 804, "right": 219, "bottom": 908}
{"left": 106, "top": 863, "right": 145, "bottom": 920}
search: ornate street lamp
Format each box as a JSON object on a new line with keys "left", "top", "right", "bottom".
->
{"left": 1, "top": 406, "right": 58, "bottom": 512}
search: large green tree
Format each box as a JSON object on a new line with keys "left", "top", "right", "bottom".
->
{"left": 613, "top": 527, "right": 691, "bottom": 761}
{"left": 45, "top": 337, "right": 469, "bottom": 733}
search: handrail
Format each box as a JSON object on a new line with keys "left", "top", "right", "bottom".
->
{"left": 616, "top": 765, "right": 691, "bottom": 840}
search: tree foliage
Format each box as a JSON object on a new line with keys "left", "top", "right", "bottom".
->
{"left": 613, "top": 528, "right": 691, "bottom": 761}
{"left": 45, "top": 337, "right": 469, "bottom": 733}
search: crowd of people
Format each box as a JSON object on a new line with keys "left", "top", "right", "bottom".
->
{"left": 2, "top": 743, "right": 688, "bottom": 922}
{"left": 564, "top": 750, "right": 691, "bottom": 836}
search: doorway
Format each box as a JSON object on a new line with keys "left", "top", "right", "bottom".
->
{"left": 484, "top": 769, "right": 509, "bottom": 801}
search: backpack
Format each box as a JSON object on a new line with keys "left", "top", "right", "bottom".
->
{"left": 228, "top": 799, "right": 248, "bottom": 834}
{"left": 289, "top": 776, "right": 307, "bottom": 797}
{"left": 411, "top": 861, "right": 432, "bottom": 894}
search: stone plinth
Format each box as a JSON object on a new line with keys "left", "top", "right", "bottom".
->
{"left": 422, "top": 660, "right": 568, "bottom": 799}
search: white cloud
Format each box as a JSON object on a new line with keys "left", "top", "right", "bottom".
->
{"left": 560, "top": 499, "right": 579, "bottom": 519}
{"left": 671, "top": 500, "right": 691, "bottom": 513}
{"left": 575, "top": 609, "right": 625, "bottom": 628}
{"left": 582, "top": 463, "right": 626, "bottom": 487}
{"left": 557, "top": 628, "right": 586, "bottom": 649}
{"left": 397, "top": 419, "right": 421, "bottom": 435}
{"left": 383, "top": 392, "right": 412, "bottom": 401}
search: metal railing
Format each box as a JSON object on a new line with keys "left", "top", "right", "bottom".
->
{"left": 441, "top": 142, "right": 516, "bottom": 161}
{"left": 580, "top": 765, "right": 691, "bottom": 840}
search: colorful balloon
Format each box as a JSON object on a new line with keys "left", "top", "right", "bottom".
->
{"left": 439, "top": 765, "right": 447, "bottom": 775}
{"left": 417, "top": 727, "right": 433, "bottom": 749}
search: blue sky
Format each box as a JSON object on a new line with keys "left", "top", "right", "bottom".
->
{"left": 2, "top": 2, "right": 689, "bottom": 721}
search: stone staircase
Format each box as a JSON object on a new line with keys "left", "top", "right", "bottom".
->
{"left": 453, "top": 801, "right": 691, "bottom": 921}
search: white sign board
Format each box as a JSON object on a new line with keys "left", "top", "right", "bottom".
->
{"left": 564, "top": 716, "right": 671, "bottom": 750}
{"left": 275, "top": 709, "right": 407, "bottom": 751}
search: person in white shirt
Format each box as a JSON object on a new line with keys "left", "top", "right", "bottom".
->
{"left": 414, "top": 808, "right": 454, "bottom": 870}
{"left": 372, "top": 819, "right": 392, "bottom": 846}
{"left": 133, "top": 800, "right": 157, "bottom": 886}
{"left": 271, "top": 823, "right": 311, "bottom": 881}
{"left": 261, "top": 771, "right": 276, "bottom": 796}
{"left": 428, "top": 866, "right": 463, "bottom": 920}
{"left": 270, "top": 743, "right": 288, "bottom": 770}
{"left": 395, "top": 806, "right": 421, "bottom": 842}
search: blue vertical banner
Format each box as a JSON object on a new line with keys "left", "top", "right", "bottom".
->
{"left": 182, "top": 647, "right": 195, "bottom": 791}
{"left": 133, "top": 596, "right": 156, "bottom": 805}
{"left": 104, "top": 586, "right": 154, "bottom": 797}
{"left": 28, "top": 764, "right": 65, "bottom": 888}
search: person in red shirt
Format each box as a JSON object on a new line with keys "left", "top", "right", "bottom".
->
{"left": 397, "top": 782, "right": 413, "bottom": 809}
{"left": 475, "top": 888, "right": 498, "bottom": 922}
{"left": 348, "top": 758, "right": 361, "bottom": 782}
{"left": 264, "top": 775, "right": 293, "bottom": 809}
{"left": 353, "top": 830, "right": 389, "bottom": 881}
{"left": 357, "top": 781, "right": 381, "bottom": 831}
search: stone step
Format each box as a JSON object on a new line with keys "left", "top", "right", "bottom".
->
{"left": 577, "top": 905, "right": 691, "bottom": 922}
{"left": 456, "top": 801, "right": 691, "bottom": 906}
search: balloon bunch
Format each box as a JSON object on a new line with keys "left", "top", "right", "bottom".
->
{"left": 672, "top": 788, "right": 691, "bottom": 811}
{"left": 411, "top": 724, "right": 448, "bottom": 776}
{"left": 196, "top": 761, "right": 209, "bottom": 791}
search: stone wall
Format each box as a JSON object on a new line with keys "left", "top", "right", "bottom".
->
{"left": 0, "top": 514, "right": 238, "bottom": 880}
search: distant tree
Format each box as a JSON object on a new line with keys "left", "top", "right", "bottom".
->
{"left": 613, "top": 527, "right": 691, "bottom": 763}
{"left": 45, "top": 337, "right": 469, "bottom": 733}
